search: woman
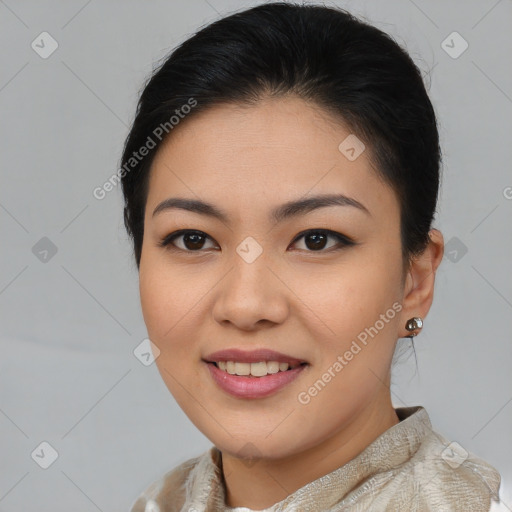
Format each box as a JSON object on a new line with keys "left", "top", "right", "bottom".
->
{"left": 121, "top": 3, "right": 501, "bottom": 510}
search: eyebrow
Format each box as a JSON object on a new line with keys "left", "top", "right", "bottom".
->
{"left": 152, "top": 193, "right": 371, "bottom": 224}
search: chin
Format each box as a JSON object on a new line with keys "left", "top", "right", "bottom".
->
{"left": 205, "top": 427, "right": 309, "bottom": 462}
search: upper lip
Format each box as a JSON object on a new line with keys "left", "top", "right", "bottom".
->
{"left": 203, "top": 348, "right": 307, "bottom": 366}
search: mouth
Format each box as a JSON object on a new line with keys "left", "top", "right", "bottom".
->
{"left": 202, "top": 348, "right": 309, "bottom": 398}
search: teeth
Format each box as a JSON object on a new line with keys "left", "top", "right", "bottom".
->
{"left": 266, "top": 361, "right": 280, "bottom": 374}
{"left": 250, "top": 361, "right": 268, "bottom": 377}
{"left": 215, "top": 360, "right": 297, "bottom": 376}
{"left": 235, "top": 362, "right": 251, "bottom": 376}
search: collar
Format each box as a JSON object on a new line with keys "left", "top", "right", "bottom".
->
{"left": 186, "top": 406, "right": 434, "bottom": 511}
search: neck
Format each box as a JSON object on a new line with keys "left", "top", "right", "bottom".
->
{"left": 221, "top": 393, "right": 400, "bottom": 509}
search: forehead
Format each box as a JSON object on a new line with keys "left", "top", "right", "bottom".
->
{"left": 147, "top": 95, "right": 397, "bottom": 220}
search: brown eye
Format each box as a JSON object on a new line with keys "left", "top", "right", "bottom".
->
{"left": 304, "top": 232, "right": 329, "bottom": 250}
{"left": 159, "top": 230, "right": 217, "bottom": 252}
{"left": 290, "top": 230, "right": 355, "bottom": 252}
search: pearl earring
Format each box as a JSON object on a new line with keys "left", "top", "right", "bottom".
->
{"left": 405, "top": 317, "right": 423, "bottom": 337}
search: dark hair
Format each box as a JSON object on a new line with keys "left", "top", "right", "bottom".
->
{"left": 120, "top": 2, "right": 441, "bottom": 270}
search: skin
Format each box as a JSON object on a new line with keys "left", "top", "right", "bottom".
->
{"left": 138, "top": 95, "right": 444, "bottom": 509}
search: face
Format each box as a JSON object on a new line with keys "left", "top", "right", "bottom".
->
{"left": 139, "top": 95, "right": 407, "bottom": 460}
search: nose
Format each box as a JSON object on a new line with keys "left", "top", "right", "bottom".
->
{"left": 212, "top": 254, "right": 289, "bottom": 331}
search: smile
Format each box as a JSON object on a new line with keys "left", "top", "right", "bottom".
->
{"left": 205, "top": 361, "right": 308, "bottom": 399}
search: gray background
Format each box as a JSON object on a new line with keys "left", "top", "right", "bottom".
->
{"left": 1, "top": 0, "right": 511, "bottom": 510}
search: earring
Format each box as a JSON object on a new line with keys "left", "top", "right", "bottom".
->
{"left": 405, "top": 317, "right": 423, "bottom": 337}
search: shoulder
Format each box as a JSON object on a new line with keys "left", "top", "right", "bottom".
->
{"left": 129, "top": 451, "right": 206, "bottom": 512}
{"left": 347, "top": 407, "right": 502, "bottom": 511}
{"left": 383, "top": 427, "right": 501, "bottom": 511}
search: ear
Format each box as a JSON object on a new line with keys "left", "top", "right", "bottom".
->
{"left": 398, "top": 229, "right": 444, "bottom": 337}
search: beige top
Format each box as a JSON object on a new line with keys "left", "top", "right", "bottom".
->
{"left": 130, "top": 406, "right": 501, "bottom": 511}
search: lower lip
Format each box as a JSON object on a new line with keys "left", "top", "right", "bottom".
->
{"left": 205, "top": 362, "right": 307, "bottom": 399}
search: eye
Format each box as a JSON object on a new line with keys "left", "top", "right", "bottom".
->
{"left": 159, "top": 229, "right": 354, "bottom": 253}
{"left": 159, "top": 230, "right": 218, "bottom": 252}
{"left": 289, "top": 229, "right": 355, "bottom": 252}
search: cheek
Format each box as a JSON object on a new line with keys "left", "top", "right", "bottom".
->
{"left": 139, "top": 267, "right": 170, "bottom": 339}
{"left": 311, "top": 259, "right": 401, "bottom": 334}
{"left": 301, "top": 256, "right": 403, "bottom": 395}
{"left": 139, "top": 258, "right": 195, "bottom": 338}
{"left": 293, "top": 270, "right": 401, "bottom": 437}
{"left": 139, "top": 268, "right": 201, "bottom": 395}
{"left": 138, "top": 259, "right": 211, "bottom": 386}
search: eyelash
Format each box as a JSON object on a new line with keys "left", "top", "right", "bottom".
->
{"left": 158, "top": 229, "right": 356, "bottom": 254}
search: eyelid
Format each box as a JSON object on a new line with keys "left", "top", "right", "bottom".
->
{"left": 159, "top": 228, "right": 356, "bottom": 252}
